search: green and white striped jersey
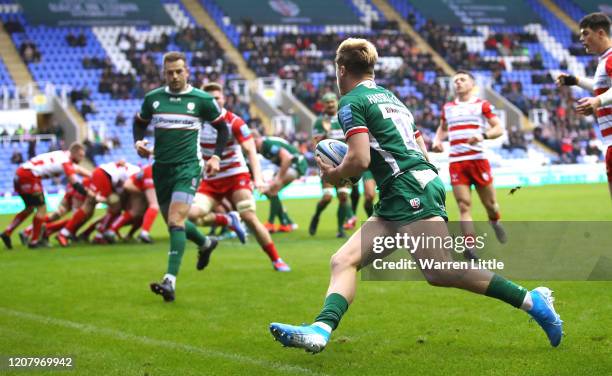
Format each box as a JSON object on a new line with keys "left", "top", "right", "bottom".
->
{"left": 337, "top": 80, "right": 436, "bottom": 189}
{"left": 139, "top": 85, "right": 223, "bottom": 164}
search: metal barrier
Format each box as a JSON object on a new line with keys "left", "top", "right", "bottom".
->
{"left": 0, "top": 82, "right": 70, "bottom": 111}
{"left": 0, "top": 133, "right": 57, "bottom": 146}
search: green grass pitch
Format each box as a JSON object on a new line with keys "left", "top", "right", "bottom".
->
{"left": 0, "top": 183, "right": 610, "bottom": 375}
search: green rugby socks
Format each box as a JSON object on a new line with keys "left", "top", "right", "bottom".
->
{"left": 268, "top": 195, "right": 280, "bottom": 223}
{"left": 185, "top": 220, "right": 208, "bottom": 247}
{"left": 364, "top": 200, "right": 374, "bottom": 217}
{"left": 337, "top": 200, "right": 352, "bottom": 231}
{"left": 314, "top": 293, "right": 349, "bottom": 330}
{"left": 279, "top": 203, "right": 293, "bottom": 225}
{"left": 167, "top": 226, "right": 186, "bottom": 276}
{"left": 485, "top": 274, "right": 528, "bottom": 308}
{"left": 314, "top": 199, "right": 330, "bottom": 218}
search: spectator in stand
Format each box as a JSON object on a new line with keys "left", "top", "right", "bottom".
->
{"left": 20, "top": 40, "right": 41, "bottom": 63}
{"left": 80, "top": 99, "right": 97, "bottom": 118}
{"left": 66, "top": 32, "right": 87, "bottom": 47}
{"left": 115, "top": 111, "right": 127, "bottom": 127}
{"left": 3, "top": 17, "right": 24, "bottom": 34}
{"left": 11, "top": 150, "right": 23, "bottom": 165}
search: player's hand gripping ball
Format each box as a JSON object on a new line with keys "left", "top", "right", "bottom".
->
{"left": 315, "top": 139, "right": 361, "bottom": 185}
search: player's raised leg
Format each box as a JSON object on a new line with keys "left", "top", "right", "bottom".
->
{"left": 188, "top": 192, "right": 224, "bottom": 269}
{"left": 405, "top": 218, "right": 562, "bottom": 347}
{"left": 271, "top": 214, "right": 563, "bottom": 352}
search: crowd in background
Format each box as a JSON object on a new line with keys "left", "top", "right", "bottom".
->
{"left": 77, "top": 27, "right": 238, "bottom": 102}
{"left": 4, "top": 16, "right": 604, "bottom": 166}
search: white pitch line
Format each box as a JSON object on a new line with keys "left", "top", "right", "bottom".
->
{"left": 0, "top": 307, "right": 328, "bottom": 376}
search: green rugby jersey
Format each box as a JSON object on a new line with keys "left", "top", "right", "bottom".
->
{"left": 312, "top": 114, "right": 345, "bottom": 141}
{"left": 260, "top": 136, "right": 300, "bottom": 166}
{"left": 139, "top": 85, "right": 222, "bottom": 164}
{"left": 337, "top": 80, "right": 435, "bottom": 189}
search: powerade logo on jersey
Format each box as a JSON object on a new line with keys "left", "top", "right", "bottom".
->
{"left": 240, "top": 124, "right": 251, "bottom": 138}
{"left": 338, "top": 104, "right": 354, "bottom": 129}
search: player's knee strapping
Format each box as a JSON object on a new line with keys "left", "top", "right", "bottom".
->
{"left": 236, "top": 198, "right": 256, "bottom": 213}
{"left": 322, "top": 188, "right": 335, "bottom": 197}
{"left": 337, "top": 187, "right": 351, "bottom": 195}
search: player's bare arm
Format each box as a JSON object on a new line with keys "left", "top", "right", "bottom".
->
{"left": 415, "top": 133, "right": 431, "bottom": 162}
{"left": 576, "top": 88, "right": 612, "bottom": 115}
{"left": 276, "top": 148, "right": 293, "bottom": 182}
{"left": 431, "top": 119, "right": 448, "bottom": 152}
{"left": 205, "top": 119, "right": 230, "bottom": 177}
{"left": 319, "top": 132, "right": 369, "bottom": 186}
{"left": 468, "top": 115, "right": 503, "bottom": 144}
{"left": 73, "top": 165, "right": 92, "bottom": 178}
{"left": 133, "top": 114, "right": 153, "bottom": 158}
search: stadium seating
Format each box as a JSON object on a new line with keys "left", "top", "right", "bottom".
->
{"left": 0, "top": 0, "right": 607, "bottom": 197}
{"left": 0, "top": 0, "right": 246, "bottom": 196}
{"left": 205, "top": 0, "right": 542, "bottom": 165}
{"left": 387, "top": 0, "right": 604, "bottom": 164}
{"left": 0, "top": 56, "right": 12, "bottom": 87}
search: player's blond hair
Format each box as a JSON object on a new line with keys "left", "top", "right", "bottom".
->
{"left": 69, "top": 141, "right": 84, "bottom": 153}
{"left": 335, "top": 38, "right": 378, "bottom": 76}
{"left": 162, "top": 51, "right": 187, "bottom": 67}
{"left": 202, "top": 82, "right": 223, "bottom": 92}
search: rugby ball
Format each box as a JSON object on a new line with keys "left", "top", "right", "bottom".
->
{"left": 315, "top": 139, "right": 361, "bottom": 185}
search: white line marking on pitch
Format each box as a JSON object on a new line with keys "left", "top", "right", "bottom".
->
{"left": 0, "top": 307, "right": 328, "bottom": 376}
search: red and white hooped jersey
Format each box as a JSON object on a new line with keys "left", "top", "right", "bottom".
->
{"left": 130, "top": 164, "right": 154, "bottom": 191}
{"left": 441, "top": 97, "right": 496, "bottom": 163}
{"left": 594, "top": 47, "right": 612, "bottom": 146}
{"left": 99, "top": 162, "right": 140, "bottom": 190}
{"left": 200, "top": 110, "right": 252, "bottom": 181}
{"left": 21, "top": 150, "right": 76, "bottom": 178}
